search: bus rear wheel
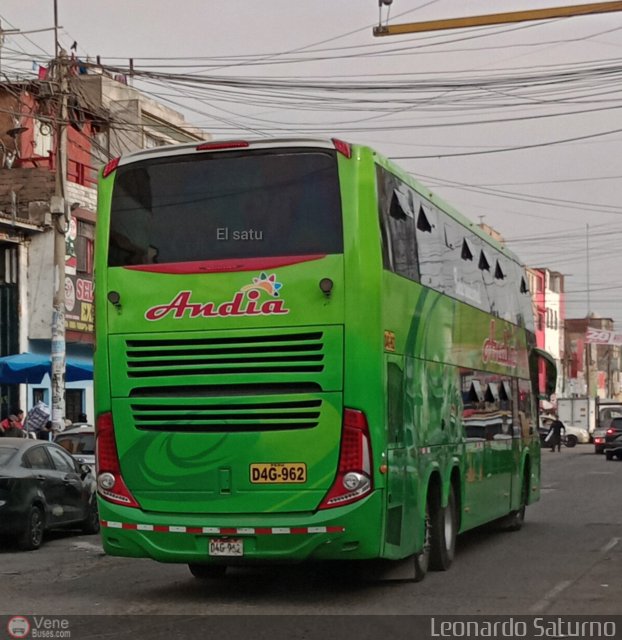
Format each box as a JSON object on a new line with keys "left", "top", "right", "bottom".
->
{"left": 429, "top": 485, "right": 457, "bottom": 572}
{"left": 188, "top": 563, "right": 227, "bottom": 580}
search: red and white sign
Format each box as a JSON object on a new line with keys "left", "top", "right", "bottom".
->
{"left": 585, "top": 328, "right": 622, "bottom": 345}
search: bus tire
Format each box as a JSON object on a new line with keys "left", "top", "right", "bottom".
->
{"left": 429, "top": 485, "right": 457, "bottom": 572}
{"left": 499, "top": 471, "right": 529, "bottom": 532}
{"left": 188, "top": 563, "right": 227, "bottom": 580}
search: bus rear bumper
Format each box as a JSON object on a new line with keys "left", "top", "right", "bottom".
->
{"left": 97, "top": 491, "right": 384, "bottom": 564}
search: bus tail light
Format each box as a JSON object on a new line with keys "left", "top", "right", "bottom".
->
{"left": 318, "top": 409, "right": 373, "bottom": 510}
{"left": 196, "top": 140, "right": 249, "bottom": 151}
{"left": 332, "top": 138, "right": 352, "bottom": 158}
{"left": 102, "top": 157, "right": 120, "bottom": 178}
{"left": 96, "top": 412, "right": 140, "bottom": 508}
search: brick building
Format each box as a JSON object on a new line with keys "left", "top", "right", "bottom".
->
{"left": 0, "top": 68, "right": 206, "bottom": 421}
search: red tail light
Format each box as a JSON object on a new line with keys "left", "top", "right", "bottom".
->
{"left": 196, "top": 140, "right": 249, "bottom": 151}
{"left": 102, "top": 157, "right": 120, "bottom": 178}
{"left": 332, "top": 138, "right": 352, "bottom": 158}
{"left": 318, "top": 409, "right": 373, "bottom": 510}
{"left": 606, "top": 428, "right": 615, "bottom": 435}
{"left": 96, "top": 412, "right": 140, "bottom": 508}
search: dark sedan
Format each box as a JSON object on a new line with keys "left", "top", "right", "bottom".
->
{"left": 604, "top": 418, "right": 622, "bottom": 461}
{"left": 0, "top": 437, "right": 99, "bottom": 550}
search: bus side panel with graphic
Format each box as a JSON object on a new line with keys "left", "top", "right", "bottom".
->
{"left": 94, "top": 139, "right": 545, "bottom": 579}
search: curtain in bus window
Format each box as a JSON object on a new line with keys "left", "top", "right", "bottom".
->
{"left": 108, "top": 150, "right": 343, "bottom": 266}
{"left": 489, "top": 257, "right": 516, "bottom": 323}
{"left": 415, "top": 201, "right": 441, "bottom": 290}
{"left": 376, "top": 167, "right": 420, "bottom": 281}
{"left": 453, "top": 230, "right": 482, "bottom": 310}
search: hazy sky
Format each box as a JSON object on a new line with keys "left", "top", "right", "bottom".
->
{"left": 2, "top": 1, "right": 622, "bottom": 323}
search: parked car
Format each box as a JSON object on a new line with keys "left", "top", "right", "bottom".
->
{"left": 593, "top": 427, "right": 608, "bottom": 454}
{"left": 538, "top": 416, "right": 589, "bottom": 447}
{"left": 54, "top": 424, "right": 95, "bottom": 467}
{"left": 605, "top": 433, "right": 622, "bottom": 460}
{"left": 0, "top": 437, "right": 99, "bottom": 550}
{"left": 603, "top": 418, "right": 622, "bottom": 461}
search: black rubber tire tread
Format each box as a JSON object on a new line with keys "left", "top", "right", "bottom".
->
{"left": 18, "top": 505, "right": 44, "bottom": 551}
{"left": 429, "top": 485, "right": 457, "bottom": 572}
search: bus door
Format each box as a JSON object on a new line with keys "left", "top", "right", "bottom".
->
{"left": 383, "top": 356, "right": 417, "bottom": 557}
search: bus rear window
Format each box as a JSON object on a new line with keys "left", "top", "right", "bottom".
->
{"left": 108, "top": 149, "right": 343, "bottom": 266}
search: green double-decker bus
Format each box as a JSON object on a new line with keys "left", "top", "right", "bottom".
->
{"left": 94, "top": 138, "right": 547, "bottom": 581}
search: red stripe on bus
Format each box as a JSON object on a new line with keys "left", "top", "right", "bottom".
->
{"left": 124, "top": 255, "right": 326, "bottom": 274}
{"left": 254, "top": 528, "right": 273, "bottom": 535}
{"left": 154, "top": 525, "right": 169, "bottom": 533}
{"left": 219, "top": 527, "right": 238, "bottom": 535}
{"left": 186, "top": 527, "right": 203, "bottom": 534}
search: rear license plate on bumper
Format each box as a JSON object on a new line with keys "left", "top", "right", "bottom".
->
{"left": 250, "top": 463, "right": 307, "bottom": 483}
{"left": 208, "top": 538, "right": 243, "bottom": 556}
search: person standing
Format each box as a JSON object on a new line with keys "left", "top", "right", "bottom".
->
{"left": 548, "top": 416, "right": 566, "bottom": 452}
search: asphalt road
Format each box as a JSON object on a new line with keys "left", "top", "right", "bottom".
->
{"left": 0, "top": 445, "right": 620, "bottom": 620}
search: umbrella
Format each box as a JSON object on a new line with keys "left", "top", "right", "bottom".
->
{"left": 0, "top": 353, "right": 93, "bottom": 384}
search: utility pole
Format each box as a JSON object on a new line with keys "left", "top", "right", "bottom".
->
{"left": 373, "top": 1, "right": 622, "bottom": 36}
{"left": 586, "top": 223, "right": 591, "bottom": 317}
{"left": 50, "top": 1, "right": 67, "bottom": 431}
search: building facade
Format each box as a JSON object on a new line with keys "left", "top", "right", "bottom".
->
{"left": 565, "top": 315, "right": 622, "bottom": 400}
{"left": 0, "top": 67, "right": 207, "bottom": 422}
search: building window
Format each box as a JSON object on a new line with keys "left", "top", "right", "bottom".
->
{"left": 144, "top": 132, "right": 166, "bottom": 148}
{"left": 0, "top": 247, "right": 17, "bottom": 284}
{"left": 65, "top": 389, "right": 85, "bottom": 424}
{"left": 76, "top": 220, "right": 94, "bottom": 274}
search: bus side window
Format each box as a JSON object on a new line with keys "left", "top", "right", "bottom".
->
{"left": 376, "top": 166, "right": 420, "bottom": 282}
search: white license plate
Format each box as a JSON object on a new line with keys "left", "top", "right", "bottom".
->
{"left": 208, "top": 538, "right": 243, "bottom": 557}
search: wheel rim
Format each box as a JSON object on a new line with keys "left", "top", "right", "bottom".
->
{"left": 30, "top": 510, "right": 43, "bottom": 547}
